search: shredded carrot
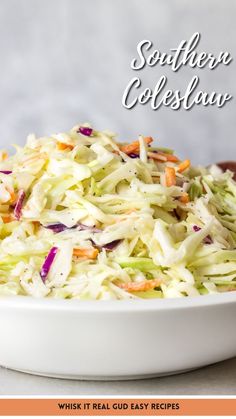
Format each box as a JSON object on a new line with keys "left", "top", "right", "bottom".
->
{"left": 10, "top": 191, "right": 16, "bottom": 203}
{"left": 160, "top": 152, "right": 179, "bottom": 162}
{"left": 143, "top": 136, "right": 153, "bottom": 145}
{"left": 147, "top": 151, "right": 167, "bottom": 162}
{"left": 32, "top": 220, "right": 40, "bottom": 232}
{"left": 165, "top": 167, "right": 176, "bottom": 187}
{"left": 147, "top": 151, "right": 179, "bottom": 162}
{"left": 177, "top": 159, "right": 191, "bottom": 173}
{"left": 0, "top": 151, "right": 8, "bottom": 161}
{"left": 5, "top": 186, "right": 16, "bottom": 204}
{"left": 120, "top": 137, "right": 153, "bottom": 154}
{"left": 32, "top": 221, "right": 40, "bottom": 225}
{"left": 1, "top": 214, "right": 13, "bottom": 223}
{"left": 73, "top": 247, "right": 99, "bottom": 259}
{"left": 56, "top": 142, "right": 74, "bottom": 151}
{"left": 179, "top": 193, "right": 190, "bottom": 204}
{"left": 118, "top": 279, "right": 161, "bottom": 292}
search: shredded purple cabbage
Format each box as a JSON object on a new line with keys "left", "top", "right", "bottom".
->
{"left": 44, "top": 223, "right": 101, "bottom": 233}
{"left": 203, "top": 235, "right": 213, "bottom": 245}
{"left": 40, "top": 247, "right": 58, "bottom": 282}
{"left": 91, "top": 239, "right": 122, "bottom": 251}
{"left": 78, "top": 126, "right": 93, "bottom": 137}
{"left": 193, "top": 225, "right": 213, "bottom": 244}
{"left": 14, "top": 190, "right": 25, "bottom": 220}
{"left": 45, "top": 223, "right": 75, "bottom": 233}
{"left": 102, "top": 239, "right": 122, "bottom": 250}
{"left": 129, "top": 153, "right": 139, "bottom": 158}
{"left": 0, "top": 170, "right": 12, "bottom": 174}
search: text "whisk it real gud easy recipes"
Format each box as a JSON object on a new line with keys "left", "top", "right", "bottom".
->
{"left": 122, "top": 32, "right": 233, "bottom": 111}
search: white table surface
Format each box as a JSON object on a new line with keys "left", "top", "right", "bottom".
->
{"left": 1, "top": 357, "right": 236, "bottom": 396}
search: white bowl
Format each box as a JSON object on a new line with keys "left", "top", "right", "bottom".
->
{"left": 0, "top": 293, "right": 236, "bottom": 380}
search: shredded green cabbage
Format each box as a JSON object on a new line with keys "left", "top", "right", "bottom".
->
{"left": 0, "top": 124, "right": 236, "bottom": 300}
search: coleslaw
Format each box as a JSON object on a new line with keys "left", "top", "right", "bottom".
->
{"left": 0, "top": 123, "right": 236, "bottom": 300}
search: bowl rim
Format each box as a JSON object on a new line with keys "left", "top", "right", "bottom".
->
{"left": 0, "top": 291, "right": 236, "bottom": 313}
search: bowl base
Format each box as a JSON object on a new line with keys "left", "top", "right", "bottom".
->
{"left": 2, "top": 364, "right": 199, "bottom": 381}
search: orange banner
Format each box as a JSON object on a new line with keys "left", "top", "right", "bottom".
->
{"left": 0, "top": 398, "right": 235, "bottom": 416}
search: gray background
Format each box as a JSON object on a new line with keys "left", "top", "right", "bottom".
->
{"left": 0, "top": 0, "right": 236, "bottom": 396}
{"left": 0, "top": 0, "right": 235, "bottom": 165}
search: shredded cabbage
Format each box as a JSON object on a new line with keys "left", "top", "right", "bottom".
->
{"left": 0, "top": 123, "right": 236, "bottom": 300}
